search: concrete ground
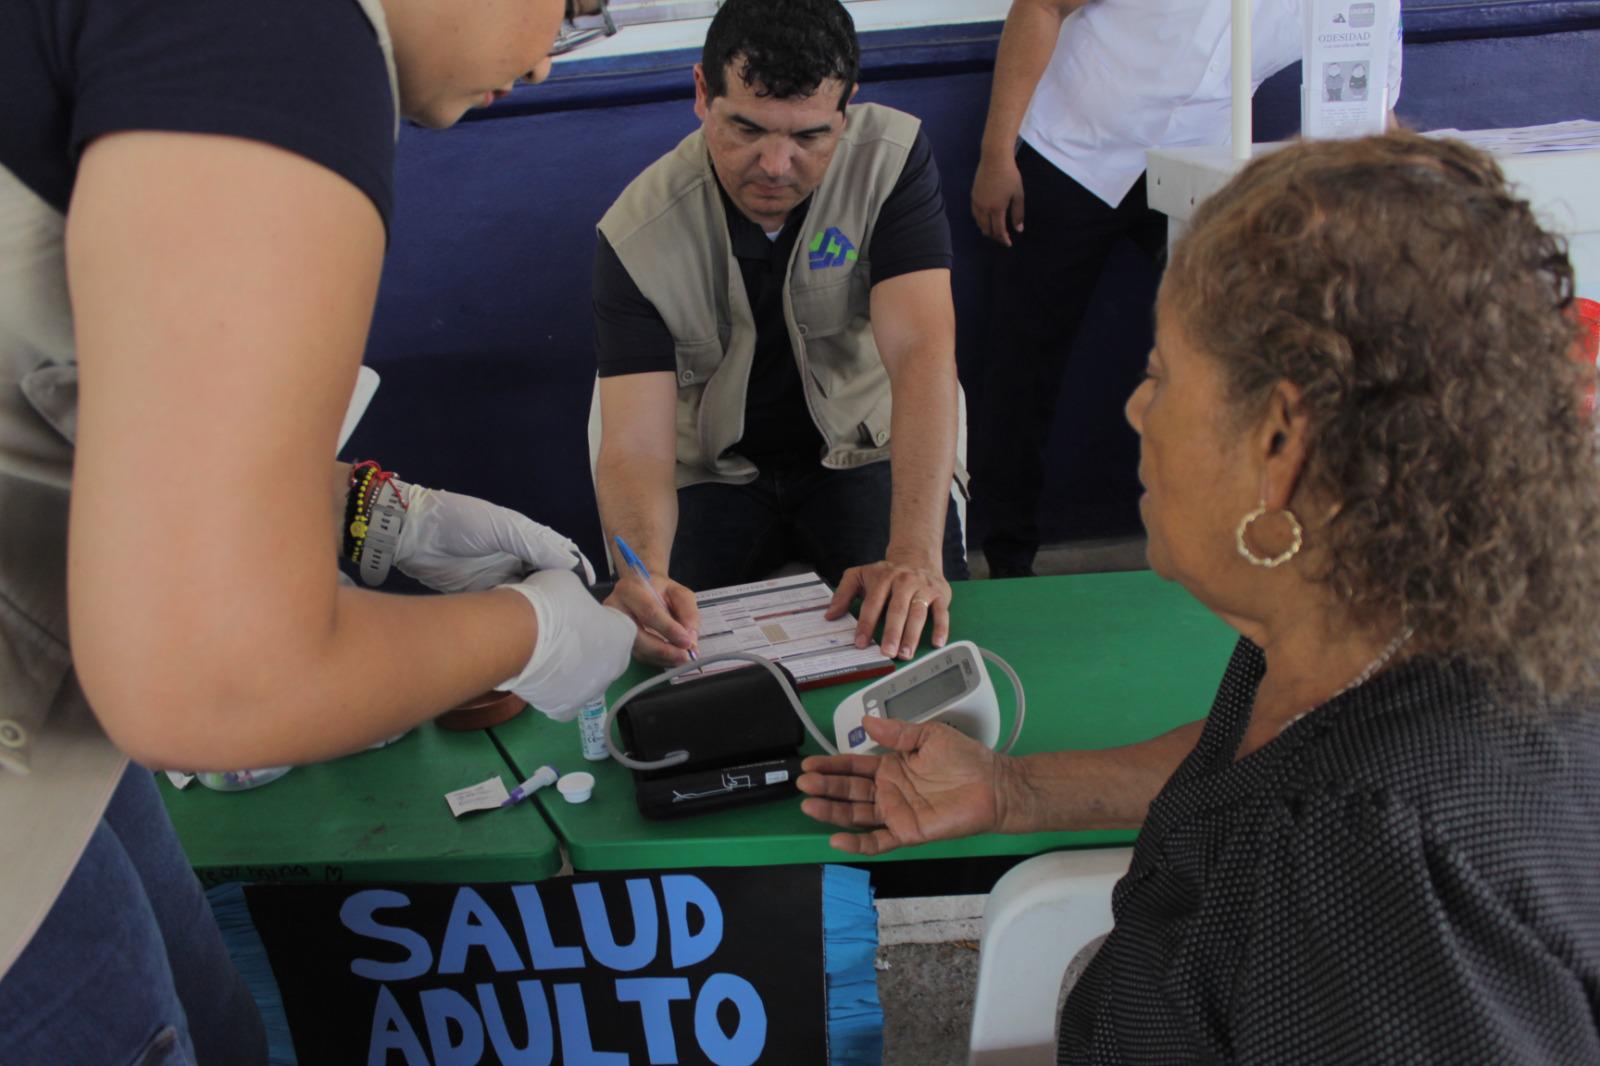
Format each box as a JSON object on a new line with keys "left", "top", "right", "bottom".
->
{"left": 880, "top": 941, "right": 984, "bottom": 1065}
{"left": 872, "top": 535, "right": 1148, "bottom": 1064}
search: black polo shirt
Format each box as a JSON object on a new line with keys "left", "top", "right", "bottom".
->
{"left": 593, "top": 126, "right": 951, "bottom": 467}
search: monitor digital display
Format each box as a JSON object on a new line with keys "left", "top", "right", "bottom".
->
{"left": 883, "top": 665, "right": 967, "bottom": 721}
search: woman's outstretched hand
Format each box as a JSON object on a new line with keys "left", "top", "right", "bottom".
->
{"left": 797, "top": 716, "right": 1009, "bottom": 856}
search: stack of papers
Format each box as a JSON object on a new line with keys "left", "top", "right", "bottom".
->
{"left": 688, "top": 572, "right": 895, "bottom": 689}
{"left": 1428, "top": 120, "right": 1600, "bottom": 156}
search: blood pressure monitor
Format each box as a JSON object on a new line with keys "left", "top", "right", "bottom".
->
{"left": 600, "top": 643, "right": 1024, "bottom": 794}
{"left": 832, "top": 640, "right": 1023, "bottom": 755}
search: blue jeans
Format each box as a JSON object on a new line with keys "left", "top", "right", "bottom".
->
{"left": 0, "top": 766, "right": 265, "bottom": 1066}
{"left": 670, "top": 458, "right": 969, "bottom": 589}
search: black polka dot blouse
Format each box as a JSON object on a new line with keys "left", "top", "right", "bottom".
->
{"left": 1058, "top": 638, "right": 1600, "bottom": 1064}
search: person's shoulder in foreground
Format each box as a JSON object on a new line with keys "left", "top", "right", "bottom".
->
{"left": 1278, "top": 653, "right": 1600, "bottom": 885}
{"left": 3, "top": 0, "right": 396, "bottom": 222}
{"left": 1215, "top": 661, "right": 1600, "bottom": 1063}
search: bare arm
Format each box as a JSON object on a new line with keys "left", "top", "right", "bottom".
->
{"left": 971, "top": 0, "right": 1085, "bottom": 244}
{"left": 879, "top": 269, "right": 959, "bottom": 579}
{"left": 1000, "top": 720, "right": 1205, "bottom": 833}
{"left": 331, "top": 460, "right": 355, "bottom": 552}
{"left": 799, "top": 717, "right": 1205, "bottom": 855}
{"left": 827, "top": 268, "right": 959, "bottom": 659}
{"left": 67, "top": 131, "right": 539, "bottom": 771}
{"left": 594, "top": 370, "right": 700, "bottom": 664}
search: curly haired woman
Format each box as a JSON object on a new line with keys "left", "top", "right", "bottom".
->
{"left": 801, "top": 130, "right": 1600, "bottom": 1063}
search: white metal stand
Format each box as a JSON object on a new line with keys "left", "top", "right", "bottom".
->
{"left": 1147, "top": 143, "right": 1600, "bottom": 301}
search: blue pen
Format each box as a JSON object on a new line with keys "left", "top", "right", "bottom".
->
{"left": 613, "top": 534, "right": 698, "bottom": 660}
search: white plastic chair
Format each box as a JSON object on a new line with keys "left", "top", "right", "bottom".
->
{"left": 968, "top": 847, "right": 1134, "bottom": 1065}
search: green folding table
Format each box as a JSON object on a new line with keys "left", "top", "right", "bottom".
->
{"left": 160, "top": 720, "right": 563, "bottom": 885}
{"left": 492, "top": 570, "right": 1238, "bottom": 871}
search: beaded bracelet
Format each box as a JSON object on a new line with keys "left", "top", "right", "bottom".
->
{"left": 344, "top": 461, "right": 408, "bottom": 585}
{"left": 343, "top": 463, "right": 379, "bottom": 564}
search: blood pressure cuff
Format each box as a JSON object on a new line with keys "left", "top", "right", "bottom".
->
{"left": 615, "top": 663, "right": 806, "bottom": 819}
{"left": 633, "top": 756, "right": 805, "bottom": 820}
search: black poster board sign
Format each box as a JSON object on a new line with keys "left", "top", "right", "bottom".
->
{"left": 245, "top": 866, "right": 825, "bottom": 1065}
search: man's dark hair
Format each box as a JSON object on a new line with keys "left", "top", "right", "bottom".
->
{"left": 701, "top": 0, "right": 860, "bottom": 111}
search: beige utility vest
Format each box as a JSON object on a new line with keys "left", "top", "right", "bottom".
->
{"left": 0, "top": 0, "right": 400, "bottom": 977}
{"left": 599, "top": 103, "right": 920, "bottom": 488}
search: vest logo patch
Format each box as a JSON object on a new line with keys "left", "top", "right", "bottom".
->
{"left": 808, "top": 226, "right": 858, "bottom": 270}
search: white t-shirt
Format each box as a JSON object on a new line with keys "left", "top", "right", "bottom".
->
{"left": 1020, "top": 0, "right": 1402, "bottom": 207}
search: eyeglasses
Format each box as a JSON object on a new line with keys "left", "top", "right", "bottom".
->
{"left": 550, "top": 0, "right": 618, "bottom": 57}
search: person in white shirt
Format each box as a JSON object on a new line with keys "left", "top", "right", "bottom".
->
{"left": 968, "top": 0, "right": 1397, "bottom": 578}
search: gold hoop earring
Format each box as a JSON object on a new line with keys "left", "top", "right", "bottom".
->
{"left": 1236, "top": 504, "right": 1303, "bottom": 568}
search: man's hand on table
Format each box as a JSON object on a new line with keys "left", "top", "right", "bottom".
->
{"left": 797, "top": 716, "right": 1010, "bottom": 856}
{"left": 827, "top": 557, "right": 951, "bottom": 660}
{"left": 604, "top": 571, "right": 701, "bottom": 667}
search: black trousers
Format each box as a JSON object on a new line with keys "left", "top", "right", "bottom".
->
{"left": 670, "top": 458, "right": 969, "bottom": 590}
{"left": 971, "top": 142, "right": 1166, "bottom": 572}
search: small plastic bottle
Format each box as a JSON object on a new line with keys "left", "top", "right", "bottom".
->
{"left": 578, "top": 695, "right": 610, "bottom": 762}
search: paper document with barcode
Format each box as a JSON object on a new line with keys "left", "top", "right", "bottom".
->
{"left": 686, "top": 572, "right": 894, "bottom": 688}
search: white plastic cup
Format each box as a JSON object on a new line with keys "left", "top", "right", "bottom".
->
{"left": 578, "top": 695, "right": 610, "bottom": 762}
{"left": 558, "top": 771, "right": 595, "bottom": 804}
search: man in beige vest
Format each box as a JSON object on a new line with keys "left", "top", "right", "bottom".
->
{"left": 595, "top": 0, "right": 967, "bottom": 671}
{"left": 0, "top": 0, "right": 634, "bottom": 1059}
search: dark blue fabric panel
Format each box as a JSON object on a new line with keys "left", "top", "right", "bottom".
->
{"left": 1404, "top": 0, "right": 1600, "bottom": 41}
{"left": 1395, "top": 29, "right": 1600, "bottom": 126}
{"left": 354, "top": 3, "right": 1600, "bottom": 565}
{"left": 347, "top": 99, "right": 700, "bottom": 561}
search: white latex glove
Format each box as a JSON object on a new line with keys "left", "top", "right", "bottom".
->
{"left": 393, "top": 480, "right": 596, "bottom": 593}
{"left": 500, "top": 569, "right": 636, "bottom": 720}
